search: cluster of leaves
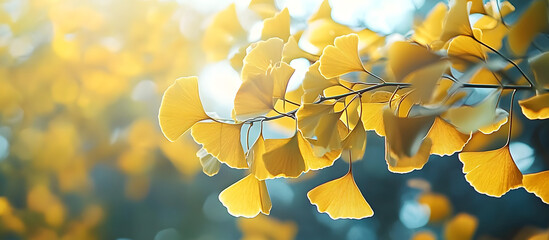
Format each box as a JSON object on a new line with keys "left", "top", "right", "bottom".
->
{"left": 159, "top": 0, "right": 549, "bottom": 220}
{"left": 0, "top": 0, "right": 224, "bottom": 238}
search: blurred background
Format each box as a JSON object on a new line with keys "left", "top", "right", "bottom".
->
{"left": 0, "top": 0, "right": 548, "bottom": 239}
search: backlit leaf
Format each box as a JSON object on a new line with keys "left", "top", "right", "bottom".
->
{"left": 191, "top": 122, "right": 247, "bottom": 169}
{"left": 219, "top": 174, "right": 272, "bottom": 217}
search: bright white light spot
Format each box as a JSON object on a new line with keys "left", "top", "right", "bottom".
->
{"left": 132, "top": 80, "right": 157, "bottom": 102}
{"left": 510, "top": 142, "right": 535, "bottom": 172}
{"left": 265, "top": 180, "right": 294, "bottom": 205}
{"left": 277, "top": 0, "right": 319, "bottom": 19}
{"left": 0, "top": 135, "right": 9, "bottom": 160}
{"left": 248, "top": 22, "right": 263, "bottom": 43}
{"left": 199, "top": 61, "right": 241, "bottom": 120}
{"left": 0, "top": 24, "right": 12, "bottom": 47}
{"left": 9, "top": 36, "right": 34, "bottom": 58}
{"left": 288, "top": 58, "right": 310, "bottom": 91}
{"left": 100, "top": 37, "right": 122, "bottom": 52}
{"left": 399, "top": 200, "right": 430, "bottom": 229}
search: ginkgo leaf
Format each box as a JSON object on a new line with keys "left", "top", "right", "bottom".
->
{"left": 307, "top": 172, "right": 374, "bottom": 219}
{"left": 263, "top": 134, "right": 307, "bottom": 178}
{"left": 271, "top": 61, "right": 295, "bottom": 100}
{"left": 296, "top": 103, "right": 334, "bottom": 138}
{"left": 440, "top": 0, "right": 473, "bottom": 42}
{"left": 356, "top": 29, "right": 385, "bottom": 56}
{"left": 360, "top": 91, "right": 395, "bottom": 136}
{"left": 404, "top": 61, "right": 450, "bottom": 103}
{"left": 308, "top": 0, "right": 331, "bottom": 22}
{"left": 248, "top": 0, "right": 277, "bottom": 19}
{"left": 478, "top": 108, "right": 508, "bottom": 134}
{"left": 448, "top": 35, "right": 486, "bottom": 72}
{"left": 158, "top": 76, "right": 209, "bottom": 142}
{"left": 387, "top": 41, "right": 441, "bottom": 81}
{"left": 518, "top": 93, "right": 549, "bottom": 120}
{"left": 522, "top": 170, "right": 549, "bottom": 204}
{"left": 484, "top": 1, "right": 515, "bottom": 18}
{"left": 241, "top": 38, "right": 284, "bottom": 82}
{"left": 230, "top": 44, "right": 249, "bottom": 72}
{"left": 529, "top": 52, "right": 549, "bottom": 89}
{"left": 249, "top": 135, "right": 275, "bottom": 180}
{"left": 313, "top": 112, "right": 344, "bottom": 157}
{"left": 383, "top": 108, "right": 436, "bottom": 158}
{"left": 191, "top": 121, "right": 248, "bottom": 169}
{"left": 307, "top": 171, "right": 373, "bottom": 219}
{"left": 427, "top": 117, "right": 471, "bottom": 156}
{"left": 341, "top": 119, "right": 367, "bottom": 161}
{"left": 459, "top": 146, "right": 523, "bottom": 197}
{"left": 234, "top": 73, "right": 274, "bottom": 121}
{"left": 282, "top": 36, "right": 318, "bottom": 63}
{"left": 319, "top": 33, "right": 365, "bottom": 79}
{"left": 197, "top": 147, "right": 221, "bottom": 176}
{"left": 261, "top": 8, "right": 290, "bottom": 41}
{"left": 201, "top": 3, "right": 246, "bottom": 61}
{"left": 412, "top": 2, "right": 447, "bottom": 48}
{"left": 219, "top": 174, "right": 272, "bottom": 217}
{"left": 418, "top": 192, "right": 452, "bottom": 222}
{"left": 302, "top": 61, "right": 339, "bottom": 103}
{"left": 444, "top": 213, "right": 478, "bottom": 240}
{"left": 300, "top": 19, "right": 353, "bottom": 55}
{"left": 238, "top": 215, "right": 297, "bottom": 240}
{"left": 385, "top": 138, "right": 432, "bottom": 173}
{"left": 508, "top": 0, "right": 549, "bottom": 56}
{"left": 443, "top": 90, "right": 501, "bottom": 133}
{"left": 298, "top": 131, "right": 341, "bottom": 170}
{"left": 468, "top": 0, "right": 486, "bottom": 15}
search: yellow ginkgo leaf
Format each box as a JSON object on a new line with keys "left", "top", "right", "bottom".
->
{"left": 300, "top": 19, "right": 353, "bottom": 55}
{"left": 159, "top": 132, "right": 202, "bottom": 178}
{"left": 468, "top": 0, "right": 486, "bottom": 14}
{"left": 308, "top": 0, "right": 331, "bottom": 23}
{"left": 191, "top": 121, "right": 248, "bottom": 169}
{"left": 298, "top": 131, "right": 341, "bottom": 170}
{"left": 341, "top": 119, "right": 367, "bottom": 161}
{"left": 282, "top": 36, "right": 318, "bottom": 63}
{"left": 241, "top": 38, "right": 284, "bottom": 82}
{"left": 522, "top": 170, "right": 549, "bottom": 204}
{"left": 443, "top": 90, "right": 501, "bottom": 133}
{"left": 459, "top": 146, "right": 523, "bottom": 197}
{"left": 412, "top": 2, "right": 447, "bottom": 48}
{"left": 197, "top": 147, "right": 221, "bottom": 177}
{"left": 296, "top": 103, "right": 334, "bottom": 138}
{"left": 385, "top": 138, "right": 432, "bottom": 173}
{"left": 302, "top": 62, "right": 339, "bottom": 103}
{"left": 361, "top": 91, "right": 394, "bottom": 136}
{"left": 248, "top": 0, "right": 277, "bottom": 19}
{"left": 263, "top": 134, "right": 307, "bottom": 178}
{"left": 234, "top": 73, "right": 275, "bottom": 121}
{"left": 508, "top": 0, "right": 549, "bottom": 56}
{"left": 519, "top": 93, "right": 549, "bottom": 120}
{"left": 230, "top": 44, "right": 249, "bottom": 72}
{"left": 418, "top": 192, "right": 452, "bottom": 222}
{"left": 313, "top": 112, "right": 344, "bottom": 157}
{"left": 404, "top": 60, "right": 450, "bottom": 103}
{"left": 444, "top": 213, "right": 478, "bottom": 240}
{"left": 201, "top": 3, "right": 246, "bottom": 61}
{"left": 440, "top": 0, "right": 473, "bottom": 42}
{"left": 319, "top": 33, "right": 365, "bottom": 79}
{"left": 383, "top": 108, "right": 436, "bottom": 158}
{"left": 158, "top": 76, "right": 209, "bottom": 142}
{"left": 448, "top": 35, "right": 486, "bottom": 72}
{"left": 427, "top": 117, "right": 471, "bottom": 156}
{"left": 271, "top": 61, "right": 295, "bottom": 100}
{"left": 529, "top": 52, "right": 549, "bottom": 89}
{"left": 307, "top": 171, "right": 373, "bottom": 219}
{"left": 387, "top": 41, "right": 441, "bottom": 81}
{"left": 249, "top": 135, "right": 275, "bottom": 180}
{"left": 219, "top": 174, "right": 272, "bottom": 218}
{"left": 262, "top": 8, "right": 290, "bottom": 41}
{"left": 478, "top": 108, "right": 508, "bottom": 134}
{"left": 484, "top": 1, "right": 515, "bottom": 19}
